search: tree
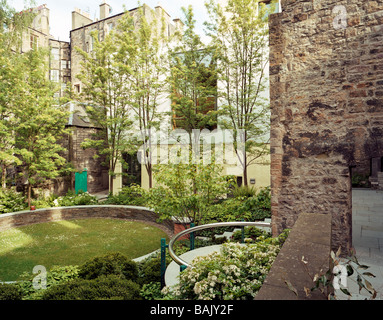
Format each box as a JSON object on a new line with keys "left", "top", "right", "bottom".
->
{"left": 0, "top": 0, "right": 35, "bottom": 188}
{"left": 168, "top": 5, "right": 218, "bottom": 139}
{"left": 149, "top": 152, "right": 231, "bottom": 226}
{"left": 166, "top": 6, "right": 220, "bottom": 195}
{"left": 76, "top": 30, "right": 133, "bottom": 194}
{"left": 205, "top": 0, "right": 275, "bottom": 186}
{"left": 116, "top": 6, "right": 168, "bottom": 189}
{"left": 15, "top": 48, "right": 69, "bottom": 207}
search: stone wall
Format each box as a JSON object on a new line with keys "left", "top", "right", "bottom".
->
{"left": 255, "top": 212, "right": 332, "bottom": 300}
{"left": 67, "top": 126, "right": 109, "bottom": 194}
{"left": 0, "top": 206, "right": 174, "bottom": 239}
{"left": 270, "top": 0, "right": 383, "bottom": 253}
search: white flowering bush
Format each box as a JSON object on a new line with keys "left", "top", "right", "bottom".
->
{"left": 166, "top": 230, "right": 289, "bottom": 300}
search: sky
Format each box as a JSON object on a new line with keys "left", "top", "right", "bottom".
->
{"left": 8, "top": 0, "right": 213, "bottom": 41}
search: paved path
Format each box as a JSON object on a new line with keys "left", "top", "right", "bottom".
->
{"left": 165, "top": 245, "right": 223, "bottom": 287}
{"left": 335, "top": 189, "right": 383, "bottom": 300}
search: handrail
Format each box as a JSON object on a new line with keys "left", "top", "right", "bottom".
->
{"left": 168, "top": 221, "right": 271, "bottom": 269}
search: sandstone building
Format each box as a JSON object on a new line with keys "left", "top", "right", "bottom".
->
{"left": 20, "top": 4, "right": 71, "bottom": 96}
{"left": 70, "top": 2, "right": 182, "bottom": 95}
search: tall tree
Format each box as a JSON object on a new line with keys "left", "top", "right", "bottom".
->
{"left": 168, "top": 5, "right": 218, "bottom": 140}
{"left": 167, "top": 5, "right": 219, "bottom": 195}
{"left": 0, "top": 0, "right": 35, "bottom": 188}
{"left": 76, "top": 30, "right": 133, "bottom": 194}
{"left": 205, "top": 0, "right": 275, "bottom": 186}
{"left": 15, "top": 48, "right": 69, "bottom": 207}
{"left": 116, "top": 6, "right": 168, "bottom": 189}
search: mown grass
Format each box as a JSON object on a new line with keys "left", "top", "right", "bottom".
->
{"left": 0, "top": 219, "right": 169, "bottom": 281}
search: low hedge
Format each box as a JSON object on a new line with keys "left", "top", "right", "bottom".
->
{"left": 78, "top": 252, "right": 138, "bottom": 281}
{"left": 0, "top": 283, "right": 24, "bottom": 300}
{"left": 41, "top": 275, "right": 141, "bottom": 300}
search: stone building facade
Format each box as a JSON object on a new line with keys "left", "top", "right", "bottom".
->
{"left": 70, "top": 3, "right": 182, "bottom": 95}
{"left": 49, "top": 39, "right": 71, "bottom": 97}
{"left": 20, "top": 4, "right": 50, "bottom": 53}
{"left": 269, "top": 0, "right": 383, "bottom": 252}
{"left": 65, "top": 103, "right": 109, "bottom": 194}
{"left": 19, "top": 4, "right": 71, "bottom": 98}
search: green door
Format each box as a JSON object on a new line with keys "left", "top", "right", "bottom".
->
{"left": 75, "top": 170, "right": 88, "bottom": 194}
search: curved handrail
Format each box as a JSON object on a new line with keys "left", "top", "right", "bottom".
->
{"left": 168, "top": 221, "right": 271, "bottom": 269}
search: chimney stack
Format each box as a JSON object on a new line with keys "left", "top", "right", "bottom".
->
{"left": 100, "top": 1, "right": 111, "bottom": 20}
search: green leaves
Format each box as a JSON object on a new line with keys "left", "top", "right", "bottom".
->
{"left": 205, "top": 0, "right": 272, "bottom": 183}
{"left": 309, "top": 248, "right": 378, "bottom": 300}
{"left": 4, "top": 47, "right": 69, "bottom": 205}
{"left": 148, "top": 153, "right": 229, "bottom": 225}
{"left": 168, "top": 6, "right": 218, "bottom": 134}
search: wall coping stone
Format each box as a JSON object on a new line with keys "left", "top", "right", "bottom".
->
{"left": 0, "top": 205, "right": 174, "bottom": 239}
{"left": 0, "top": 205, "right": 155, "bottom": 218}
{"left": 255, "top": 212, "right": 332, "bottom": 300}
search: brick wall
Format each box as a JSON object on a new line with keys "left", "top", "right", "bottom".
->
{"left": 0, "top": 206, "right": 174, "bottom": 239}
{"left": 270, "top": 0, "right": 383, "bottom": 253}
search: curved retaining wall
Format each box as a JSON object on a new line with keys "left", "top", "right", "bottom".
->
{"left": 0, "top": 205, "right": 174, "bottom": 239}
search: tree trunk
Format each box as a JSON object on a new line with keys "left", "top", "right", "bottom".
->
{"left": 243, "top": 164, "right": 248, "bottom": 187}
{"left": 1, "top": 165, "right": 6, "bottom": 189}
{"left": 27, "top": 183, "right": 32, "bottom": 208}
{"left": 148, "top": 165, "right": 153, "bottom": 189}
{"left": 109, "top": 174, "right": 114, "bottom": 195}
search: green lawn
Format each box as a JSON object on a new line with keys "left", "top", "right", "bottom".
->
{"left": 0, "top": 219, "right": 169, "bottom": 281}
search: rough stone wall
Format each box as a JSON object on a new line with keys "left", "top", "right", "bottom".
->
{"left": 270, "top": 0, "right": 383, "bottom": 253}
{"left": 68, "top": 126, "right": 109, "bottom": 194}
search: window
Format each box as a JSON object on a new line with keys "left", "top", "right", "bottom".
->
{"left": 61, "top": 83, "right": 67, "bottom": 94}
{"left": 50, "top": 70, "right": 59, "bottom": 82}
{"left": 87, "top": 31, "right": 97, "bottom": 52}
{"left": 30, "top": 34, "right": 39, "bottom": 49}
{"left": 107, "top": 22, "right": 114, "bottom": 34}
{"left": 51, "top": 48, "right": 60, "bottom": 61}
{"left": 74, "top": 84, "right": 81, "bottom": 93}
{"left": 61, "top": 60, "right": 71, "bottom": 69}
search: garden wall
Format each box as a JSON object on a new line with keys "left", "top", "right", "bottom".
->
{"left": 0, "top": 206, "right": 174, "bottom": 239}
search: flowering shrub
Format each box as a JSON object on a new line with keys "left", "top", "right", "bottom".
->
{"left": 165, "top": 230, "right": 289, "bottom": 300}
{"left": 52, "top": 191, "right": 98, "bottom": 207}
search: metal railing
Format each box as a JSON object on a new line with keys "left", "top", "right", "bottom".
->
{"left": 168, "top": 221, "right": 272, "bottom": 269}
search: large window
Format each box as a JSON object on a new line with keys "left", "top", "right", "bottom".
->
{"left": 50, "top": 70, "right": 59, "bottom": 82}
{"left": 30, "top": 34, "right": 39, "bottom": 49}
{"left": 107, "top": 22, "right": 114, "bottom": 34}
{"left": 51, "top": 48, "right": 60, "bottom": 61}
